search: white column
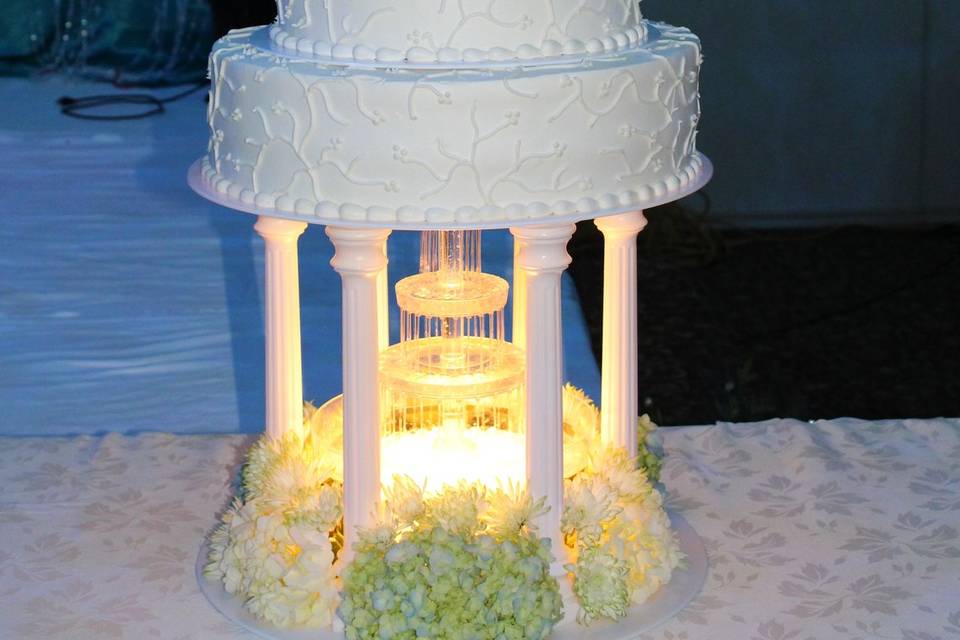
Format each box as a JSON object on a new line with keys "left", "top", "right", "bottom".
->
{"left": 327, "top": 226, "right": 391, "bottom": 563}
{"left": 511, "top": 222, "right": 576, "bottom": 573}
{"left": 594, "top": 211, "right": 647, "bottom": 454}
{"left": 511, "top": 238, "right": 527, "bottom": 349}
{"left": 254, "top": 216, "right": 308, "bottom": 441}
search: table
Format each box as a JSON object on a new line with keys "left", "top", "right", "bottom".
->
{"left": 2, "top": 417, "right": 957, "bottom": 639}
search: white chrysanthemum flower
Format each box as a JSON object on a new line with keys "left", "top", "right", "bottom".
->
{"left": 428, "top": 482, "right": 484, "bottom": 537}
{"left": 562, "top": 384, "right": 601, "bottom": 478}
{"left": 259, "top": 458, "right": 311, "bottom": 505}
{"left": 245, "top": 404, "right": 344, "bottom": 505}
{"left": 247, "top": 535, "right": 338, "bottom": 628}
{"left": 563, "top": 427, "right": 680, "bottom": 623}
{"left": 204, "top": 497, "right": 243, "bottom": 581}
{"left": 562, "top": 475, "right": 621, "bottom": 548}
{"left": 293, "top": 482, "right": 342, "bottom": 529}
{"left": 287, "top": 521, "right": 329, "bottom": 550}
{"left": 484, "top": 481, "right": 547, "bottom": 539}
{"left": 382, "top": 475, "right": 426, "bottom": 528}
{"left": 243, "top": 436, "right": 285, "bottom": 499}
{"left": 259, "top": 456, "right": 341, "bottom": 530}
{"left": 592, "top": 446, "right": 652, "bottom": 502}
{"left": 356, "top": 521, "right": 398, "bottom": 549}
{"left": 606, "top": 490, "right": 683, "bottom": 605}
{"left": 209, "top": 499, "right": 264, "bottom": 595}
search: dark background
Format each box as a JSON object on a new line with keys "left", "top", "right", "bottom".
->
{"left": 568, "top": 210, "right": 960, "bottom": 425}
{"left": 208, "top": 0, "right": 276, "bottom": 38}
{"left": 645, "top": 0, "right": 960, "bottom": 225}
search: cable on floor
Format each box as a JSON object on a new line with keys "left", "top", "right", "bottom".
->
{"left": 57, "top": 81, "right": 207, "bottom": 121}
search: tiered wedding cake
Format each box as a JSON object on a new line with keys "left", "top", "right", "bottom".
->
{"left": 199, "top": 2, "right": 706, "bottom": 637}
{"left": 199, "top": 0, "right": 704, "bottom": 225}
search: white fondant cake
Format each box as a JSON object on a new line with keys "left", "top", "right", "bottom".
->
{"left": 202, "top": 18, "right": 703, "bottom": 227}
{"left": 271, "top": 0, "right": 647, "bottom": 64}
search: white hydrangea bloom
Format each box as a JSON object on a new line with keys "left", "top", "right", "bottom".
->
{"left": 205, "top": 409, "right": 344, "bottom": 630}
{"left": 207, "top": 494, "right": 339, "bottom": 628}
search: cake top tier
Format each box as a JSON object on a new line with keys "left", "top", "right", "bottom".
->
{"left": 273, "top": 0, "right": 644, "bottom": 64}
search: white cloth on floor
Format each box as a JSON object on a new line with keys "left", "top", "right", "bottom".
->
{"left": 0, "top": 77, "right": 599, "bottom": 436}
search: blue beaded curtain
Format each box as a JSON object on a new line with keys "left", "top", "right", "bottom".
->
{"left": 0, "top": 0, "right": 276, "bottom": 86}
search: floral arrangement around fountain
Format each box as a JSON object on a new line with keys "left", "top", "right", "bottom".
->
{"left": 204, "top": 385, "right": 681, "bottom": 635}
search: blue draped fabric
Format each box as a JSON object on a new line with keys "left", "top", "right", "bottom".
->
{"left": 0, "top": 0, "right": 213, "bottom": 85}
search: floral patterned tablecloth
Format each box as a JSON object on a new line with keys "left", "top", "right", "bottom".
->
{"left": 1, "top": 418, "right": 958, "bottom": 639}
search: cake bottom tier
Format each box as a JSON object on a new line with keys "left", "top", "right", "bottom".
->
{"left": 202, "top": 23, "right": 704, "bottom": 227}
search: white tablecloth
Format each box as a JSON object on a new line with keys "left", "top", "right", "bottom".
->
{"left": 2, "top": 417, "right": 957, "bottom": 639}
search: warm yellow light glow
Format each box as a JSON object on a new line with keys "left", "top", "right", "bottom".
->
{"left": 373, "top": 230, "right": 529, "bottom": 496}
{"left": 314, "top": 384, "right": 603, "bottom": 492}
{"left": 380, "top": 425, "right": 525, "bottom": 494}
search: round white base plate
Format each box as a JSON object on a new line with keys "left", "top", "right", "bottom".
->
{"left": 196, "top": 511, "right": 707, "bottom": 640}
{"left": 188, "top": 155, "right": 713, "bottom": 232}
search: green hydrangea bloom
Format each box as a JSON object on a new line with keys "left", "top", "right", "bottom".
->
{"left": 341, "top": 484, "right": 563, "bottom": 640}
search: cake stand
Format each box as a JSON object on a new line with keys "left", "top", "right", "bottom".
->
{"left": 190, "top": 147, "right": 712, "bottom": 634}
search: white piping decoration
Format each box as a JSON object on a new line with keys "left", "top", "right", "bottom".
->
{"left": 502, "top": 78, "right": 539, "bottom": 99}
{"left": 268, "top": 21, "right": 648, "bottom": 65}
{"left": 444, "top": 0, "right": 526, "bottom": 48}
{"left": 345, "top": 77, "right": 387, "bottom": 125}
{"left": 338, "top": 6, "right": 396, "bottom": 44}
{"left": 407, "top": 77, "right": 453, "bottom": 120}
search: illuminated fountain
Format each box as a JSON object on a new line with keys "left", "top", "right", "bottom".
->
{"left": 315, "top": 230, "right": 527, "bottom": 493}
{"left": 379, "top": 230, "right": 525, "bottom": 492}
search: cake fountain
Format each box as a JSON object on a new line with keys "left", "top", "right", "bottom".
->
{"left": 378, "top": 229, "right": 525, "bottom": 491}
{"left": 190, "top": 0, "right": 712, "bottom": 635}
